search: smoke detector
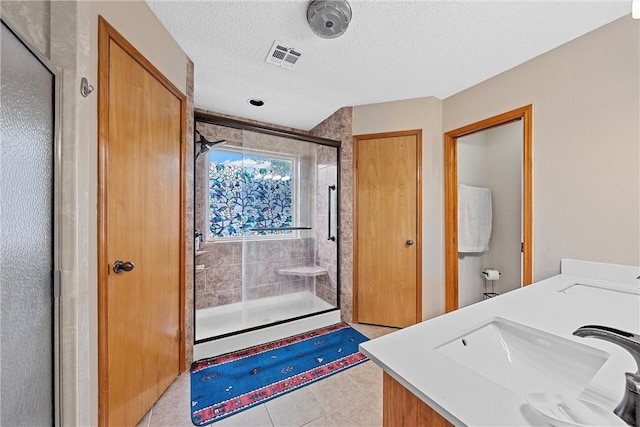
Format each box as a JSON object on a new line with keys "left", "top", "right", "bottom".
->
{"left": 307, "top": 0, "right": 352, "bottom": 39}
{"left": 265, "top": 41, "right": 303, "bottom": 70}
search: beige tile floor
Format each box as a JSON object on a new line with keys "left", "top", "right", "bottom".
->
{"left": 137, "top": 323, "right": 398, "bottom": 427}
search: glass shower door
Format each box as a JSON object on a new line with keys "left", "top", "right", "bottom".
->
{"left": 195, "top": 122, "right": 339, "bottom": 340}
{"left": 240, "top": 130, "right": 327, "bottom": 327}
{"left": 0, "top": 20, "right": 57, "bottom": 426}
{"left": 314, "top": 144, "right": 339, "bottom": 308}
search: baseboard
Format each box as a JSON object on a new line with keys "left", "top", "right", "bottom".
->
{"left": 193, "top": 310, "right": 342, "bottom": 361}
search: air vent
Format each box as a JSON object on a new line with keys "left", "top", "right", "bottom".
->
{"left": 266, "top": 41, "right": 303, "bottom": 70}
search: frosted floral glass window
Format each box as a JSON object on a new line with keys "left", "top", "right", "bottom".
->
{"left": 209, "top": 149, "right": 294, "bottom": 237}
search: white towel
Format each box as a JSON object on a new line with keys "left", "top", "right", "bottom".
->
{"left": 458, "top": 185, "right": 492, "bottom": 253}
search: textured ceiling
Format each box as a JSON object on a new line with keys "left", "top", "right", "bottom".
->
{"left": 146, "top": 1, "right": 630, "bottom": 130}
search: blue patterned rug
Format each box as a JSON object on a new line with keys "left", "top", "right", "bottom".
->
{"left": 190, "top": 322, "right": 369, "bottom": 425}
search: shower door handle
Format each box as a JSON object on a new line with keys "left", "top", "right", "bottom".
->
{"left": 113, "top": 260, "right": 135, "bottom": 274}
{"left": 328, "top": 184, "right": 336, "bottom": 241}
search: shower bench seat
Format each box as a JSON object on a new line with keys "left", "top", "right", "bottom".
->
{"left": 277, "top": 266, "right": 328, "bottom": 277}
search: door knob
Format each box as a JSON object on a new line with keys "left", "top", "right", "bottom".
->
{"left": 406, "top": 239, "right": 414, "bottom": 246}
{"left": 113, "top": 260, "right": 135, "bottom": 274}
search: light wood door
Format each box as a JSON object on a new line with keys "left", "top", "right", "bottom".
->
{"left": 355, "top": 131, "right": 422, "bottom": 328}
{"left": 98, "top": 18, "right": 184, "bottom": 427}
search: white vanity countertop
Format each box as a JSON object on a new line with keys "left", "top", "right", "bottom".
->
{"left": 359, "top": 259, "right": 640, "bottom": 426}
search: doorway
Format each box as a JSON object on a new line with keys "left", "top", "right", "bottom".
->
{"left": 354, "top": 130, "right": 422, "bottom": 328}
{"left": 444, "top": 105, "right": 533, "bottom": 312}
{"left": 97, "top": 17, "right": 186, "bottom": 427}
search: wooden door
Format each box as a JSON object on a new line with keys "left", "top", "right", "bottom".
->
{"left": 98, "top": 18, "right": 185, "bottom": 427}
{"left": 355, "top": 130, "right": 422, "bottom": 328}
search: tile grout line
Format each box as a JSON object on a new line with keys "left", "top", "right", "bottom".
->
{"left": 264, "top": 402, "right": 277, "bottom": 427}
{"left": 306, "top": 383, "right": 333, "bottom": 422}
{"left": 308, "top": 366, "right": 372, "bottom": 424}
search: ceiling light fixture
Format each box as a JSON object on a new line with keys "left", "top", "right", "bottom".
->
{"left": 248, "top": 99, "right": 265, "bottom": 107}
{"left": 307, "top": 0, "right": 352, "bottom": 39}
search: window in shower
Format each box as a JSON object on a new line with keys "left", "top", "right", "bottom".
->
{"left": 208, "top": 148, "right": 297, "bottom": 239}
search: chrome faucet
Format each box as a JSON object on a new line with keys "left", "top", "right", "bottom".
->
{"left": 573, "top": 325, "right": 640, "bottom": 426}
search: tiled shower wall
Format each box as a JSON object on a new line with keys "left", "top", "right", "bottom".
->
{"left": 195, "top": 239, "right": 315, "bottom": 309}
{"left": 310, "top": 107, "right": 354, "bottom": 322}
{"left": 185, "top": 59, "right": 195, "bottom": 365}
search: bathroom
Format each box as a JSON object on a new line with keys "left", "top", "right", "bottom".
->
{"left": 0, "top": 1, "right": 638, "bottom": 426}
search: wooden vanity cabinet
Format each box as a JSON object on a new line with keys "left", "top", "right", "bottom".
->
{"left": 383, "top": 372, "right": 453, "bottom": 427}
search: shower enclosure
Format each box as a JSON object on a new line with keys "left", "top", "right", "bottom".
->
{"left": 1, "top": 17, "right": 60, "bottom": 425}
{"left": 194, "top": 116, "right": 340, "bottom": 341}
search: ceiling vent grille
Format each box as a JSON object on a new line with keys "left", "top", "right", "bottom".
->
{"left": 266, "top": 41, "right": 303, "bottom": 70}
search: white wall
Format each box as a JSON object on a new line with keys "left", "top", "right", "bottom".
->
{"left": 444, "top": 15, "right": 640, "bottom": 281}
{"left": 457, "top": 132, "right": 488, "bottom": 308}
{"left": 484, "top": 122, "right": 523, "bottom": 295}
{"left": 353, "top": 97, "right": 444, "bottom": 320}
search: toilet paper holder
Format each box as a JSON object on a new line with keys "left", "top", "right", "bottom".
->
{"left": 482, "top": 268, "right": 501, "bottom": 280}
{"left": 482, "top": 268, "right": 500, "bottom": 300}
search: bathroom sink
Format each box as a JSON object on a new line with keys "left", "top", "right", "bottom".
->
{"left": 435, "top": 317, "right": 609, "bottom": 396}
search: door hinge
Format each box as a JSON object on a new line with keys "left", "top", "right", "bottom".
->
{"left": 53, "top": 270, "right": 61, "bottom": 298}
{"left": 521, "top": 242, "right": 524, "bottom": 253}
{"left": 178, "top": 330, "right": 183, "bottom": 343}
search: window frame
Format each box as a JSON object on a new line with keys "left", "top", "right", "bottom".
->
{"left": 205, "top": 145, "right": 300, "bottom": 242}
